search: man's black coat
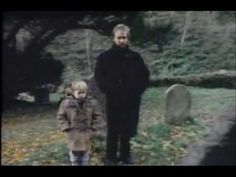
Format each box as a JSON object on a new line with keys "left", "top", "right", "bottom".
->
{"left": 94, "top": 45, "right": 150, "bottom": 137}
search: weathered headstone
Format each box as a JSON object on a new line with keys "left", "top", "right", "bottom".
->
{"left": 87, "top": 74, "right": 106, "bottom": 118}
{"left": 87, "top": 74, "right": 107, "bottom": 139}
{"left": 164, "top": 84, "right": 192, "bottom": 124}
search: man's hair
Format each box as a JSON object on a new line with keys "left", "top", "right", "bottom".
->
{"left": 112, "top": 24, "right": 130, "bottom": 38}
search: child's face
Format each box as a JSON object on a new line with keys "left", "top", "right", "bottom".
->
{"left": 73, "top": 89, "right": 87, "bottom": 100}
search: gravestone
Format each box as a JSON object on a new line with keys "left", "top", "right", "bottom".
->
{"left": 87, "top": 74, "right": 106, "bottom": 118}
{"left": 87, "top": 74, "right": 107, "bottom": 139}
{"left": 164, "top": 84, "right": 192, "bottom": 124}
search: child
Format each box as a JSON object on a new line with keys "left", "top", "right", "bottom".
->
{"left": 57, "top": 81, "right": 102, "bottom": 165}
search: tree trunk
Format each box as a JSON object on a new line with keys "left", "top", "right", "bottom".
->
{"left": 180, "top": 11, "right": 191, "bottom": 47}
{"left": 34, "top": 88, "right": 49, "bottom": 104}
{"left": 85, "top": 29, "right": 93, "bottom": 75}
{"left": 168, "top": 11, "right": 175, "bottom": 24}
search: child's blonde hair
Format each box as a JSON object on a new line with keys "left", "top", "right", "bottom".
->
{"left": 70, "top": 81, "right": 88, "bottom": 92}
{"left": 63, "top": 81, "right": 88, "bottom": 97}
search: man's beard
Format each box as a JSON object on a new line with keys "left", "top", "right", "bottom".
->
{"left": 119, "top": 43, "right": 127, "bottom": 47}
{"left": 113, "top": 42, "right": 128, "bottom": 48}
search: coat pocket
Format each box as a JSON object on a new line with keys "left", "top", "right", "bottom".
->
{"left": 64, "top": 129, "right": 91, "bottom": 151}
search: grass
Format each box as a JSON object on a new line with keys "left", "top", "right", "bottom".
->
{"left": 1, "top": 87, "right": 235, "bottom": 165}
{"left": 131, "top": 118, "right": 207, "bottom": 165}
{"left": 20, "top": 142, "right": 69, "bottom": 165}
{"left": 132, "top": 87, "right": 235, "bottom": 165}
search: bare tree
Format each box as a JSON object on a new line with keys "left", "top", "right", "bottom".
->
{"left": 85, "top": 29, "right": 93, "bottom": 75}
{"left": 167, "top": 11, "right": 175, "bottom": 24}
{"left": 180, "top": 11, "right": 192, "bottom": 47}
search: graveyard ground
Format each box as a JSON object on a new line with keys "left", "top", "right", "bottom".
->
{"left": 1, "top": 87, "right": 235, "bottom": 165}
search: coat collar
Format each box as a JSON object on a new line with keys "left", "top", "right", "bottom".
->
{"left": 68, "top": 97, "right": 86, "bottom": 108}
{"left": 111, "top": 44, "right": 130, "bottom": 53}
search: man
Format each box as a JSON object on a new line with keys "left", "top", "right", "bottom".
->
{"left": 94, "top": 24, "right": 149, "bottom": 165}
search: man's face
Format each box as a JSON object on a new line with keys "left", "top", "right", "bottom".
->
{"left": 113, "top": 30, "right": 129, "bottom": 47}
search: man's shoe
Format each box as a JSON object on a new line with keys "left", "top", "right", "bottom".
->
{"left": 104, "top": 159, "right": 118, "bottom": 166}
{"left": 120, "top": 156, "right": 136, "bottom": 165}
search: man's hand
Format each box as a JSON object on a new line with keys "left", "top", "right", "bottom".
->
{"left": 63, "top": 128, "right": 71, "bottom": 132}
